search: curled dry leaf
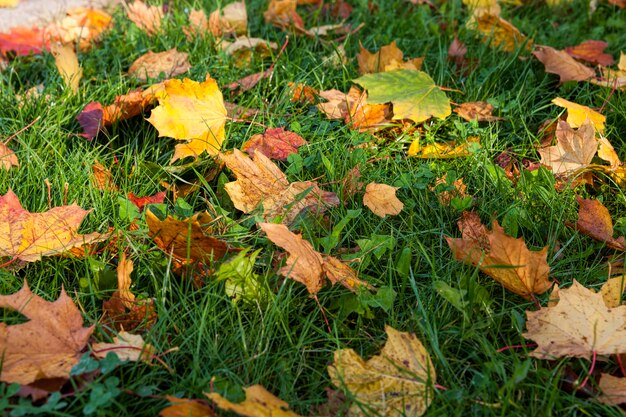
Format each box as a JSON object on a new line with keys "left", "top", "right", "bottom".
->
{"left": 288, "top": 82, "right": 318, "bottom": 103}
{"left": 408, "top": 136, "right": 480, "bottom": 158}
{"left": 564, "top": 40, "right": 614, "bottom": 67}
{"left": 160, "top": 396, "right": 217, "bottom": 417}
{"left": 91, "top": 160, "right": 118, "bottom": 191}
{"left": 446, "top": 211, "right": 552, "bottom": 300}
{"left": 538, "top": 120, "right": 597, "bottom": 174}
{"left": 317, "top": 88, "right": 355, "bottom": 120}
{"left": 454, "top": 101, "right": 502, "bottom": 122}
{"left": 116, "top": 252, "right": 136, "bottom": 309}
{"left": 598, "top": 374, "right": 626, "bottom": 405}
{"left": 221, "top": 149, "right": 339, "bottom": 224}
{"left": 207, "top": 385, "right": 305, "bottom": 417}
{"left": 0, "top": 142, "right": 19, "bottom": 170}
{"left": 128, "top": 49, "right": 191, "bottom": 82}
{"left": 125, "top": 1, "right": 164, "bottom": 36}
{"left": 523, "top": 280, "right": 626, "bottom": 359}
{"left": 50, "top": 42, "right": 82, "bottom": 94}
{"left": 242, "top": 127, "right": 307, "bottom": 161}
{"left": 574, "top": 196, "right": 626, "bottom": 251}
{"left": 363, "top": 182, "right": 403, "bottom": 218}
{"left": 533, "top": 45, "right": 595, "bottom": 84}
{"left": 0, "top": 281, "right": 94, "bottom": 385}
{"left": 328, "top": 326, "right": 436, "bottom": 417}
{"left": 92, "top": 331, "right": 155, "bottom": 363}
{"left": 357, "top": 41, "right": 423, "bottom": 75}
{"left": 259, "top": 222, "right": 373, "bottom": 294}
{"left": 147, "top": 77, "right": 227, "bottom": 162}
{"left": 470, "top": 14, "right": 531, "bottom": 53}
{"left": 0, "top": 189, "right": 103, "bottom": 263}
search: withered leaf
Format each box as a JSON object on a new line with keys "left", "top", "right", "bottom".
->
{"left": 92, "top": 331, "right": 155, "bottom": 363}
{"left": 538, "top": 120, "right": 597, "bottom": 175}
{"left": 128, "top": 49, "right": 191, "bottom": 82}
{"left": 357, "top": 40, "right": 422, "bottom": 75}
{"left": 454, "top": 101, "right": 503, "bottom": 122}
{"left": 125, "top": 1, "right": 163, "bottom": 36}
{"left": 533, "top": 45, "right": 595, "bottom": 84}
{"left": 242, "top": 127, "right": 307, "bottom": 161}
{"left": 598, "top": 374, "right": 626, "bottom": 405}
{"left": 564, "top": 40, "right": 614, "bottom": 67}
{"left": 574, "top": 196, "right": 626, "bottom": 251}
{"left": 0, "top": 142, "right": 19, "bottom": 170}
{"left": 207, "top": 385, "right": 305, "bottom": 417}
{"left": 363, "top": 182, "right": 404, "bottom": 218}
{"left": 160, "top": 396, "right": 217, "bottom": 417}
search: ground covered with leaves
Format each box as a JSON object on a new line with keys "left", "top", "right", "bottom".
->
{"left": 1, "top": 0, "right": 626, "bottom": 415}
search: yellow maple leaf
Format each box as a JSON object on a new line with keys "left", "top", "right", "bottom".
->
{"left": 207, "top": 385, "right": 305, "bottom": 417}
{"left": 147, "top": 77, "right": 227, "bottom": 162}
{"left": 552, "top": 97, "right": 606, "bottom": 133}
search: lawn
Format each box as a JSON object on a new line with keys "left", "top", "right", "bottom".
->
{"left": 1, "top": 0, "right": 626, "bottom": 415}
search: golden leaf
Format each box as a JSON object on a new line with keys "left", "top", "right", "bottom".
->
{"left": 50, "top": 42, "right": 82, "bottom": 94}
{"left": 551, "top": 97, "right": 605, "bottom": 132}
{"left": 125, "top": 1, "right": 163, "bottom": 36}
{"left": 363, "top": 182, "right": 403, "bottom": 218}
{"left": 207, "top": 385, "right": 305, "bottom": 417}
{"left": 471, "top": 14, "right": 531, "bottom": 53}
{"left": 408, "top": 136, "right": 480, "bottom": 158}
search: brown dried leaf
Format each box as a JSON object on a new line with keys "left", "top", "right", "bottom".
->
{"left": 208, "top": 1, "right": 247, "bottom": 37}
{"left": 0, "top": 143, "right": 19, "bottom": 171}
{"left": 598, "top": 374, "right": 626, "bottom": 405}
{"left": 128, "top": 49, "right": 191, "bottom": 82}
{"left": 263, "top": 0, "right": 305, "bottom": 32}
{"left": 160, "top": 396, "right": 217, "bottom": 417}
{"left": 242, "top": 127, "right": 307, "bottom": 161}
{"left": 91, "top": 160, "right": 118, "bottom": 192}
{"left": 92, "top": 331, "right": 155, "bottom": 363}
{"left": 125, "top": 1, "right": 163, "bottom": 36}
{"left": 564, "top": 40, "right": 614, "bottom": 67}
{"left": 446, "top": 212, "right": 552, "bottom": 300}
{"left": 533, "top": 45, "right": 595, "bottom": 84}
{"left": 454, "top": 101, "right": 502, "bottom": 122}
{"left": 363, "top": 182, "right": 404, "bottom": 218}
{"left": 116, "top": 253, "right": 136, "bottom": 309}
{"left": 221, "top": 149, "right": 338, "bottom": 224}
{"left": 574, "top": 196, "right": 626, "bottom": 251}
{"left": 0, "top": 281, "right": 94, "bottom": 384}
{"left": 523, "top": 280, "right": 626, "bottom": 359}
{"left": 471, "top": 14, "right": 531, "bottom": 53}
{"left": 219, "top": 37, "right": 278, "bottom": 66}
{"left": 538, "top": 120, "right": 598, "bottom": 174}
{"left": 44, "top": 7, "right": 112, "bottom": 51}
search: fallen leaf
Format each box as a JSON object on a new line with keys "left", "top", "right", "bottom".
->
{"left": 538, "top": 120, "right": 598, "bottom": 174}
{"left": 242, "top": 127, "right": 307, "bottom": 160}
{"left": 448, "top": 37, "right": 470, "bottom": 70}
{"left": 147, "top": 77, "right": 227, "bottom": 162}
{"left": 523, "top": 280, "right": 626, "bottom": 359}
{"left": 92, "top": 331, "right": 155, "bottom": 363}
{"left": 146, "top": 210, "right": 233, "bottom": 266}
{"left": 0, "top": 143, "right": 19, "bottom": 170}
{"left": 598, "top": 374, "right": 626, "bottom": 405}
{"left": 226, "top": 69, "right": 273, "bottom": 94}
{"left": 353, "top": 69, "right": 451, "bottom": 123}
{"left": 471, "top": 14, "right": 531, "bottom": 53}
{"left": 431, "top": 175, "right": 470, "bottom": 206}
{"left": 454, "top": 101, "right": 503, "bottom": 122}
{"left": 564, "top": 40, "right": 614, "bottom": 66}
{"left": 288, "top": 82, "right": 318, "bottom": 103}
{"left": 0, "top": 189, "right": 103, "bottom": 263}
{"left": 259, "top": 222, "right": 372, "bottom": 294}
{"left": 345, "top": 87, "right": 394, "bottom": 132}
{"left": 125, "top": 0, "right": 164, "bottom": 36}
{"left": 446, "top": 211, "right": 552, "bottom": 300}
{"left": 608, "top": 0, "right": 626, "bottom": 7}
{"left": 91, "top": 160, "right": 118, "bottom": 191}
{"left": 219, "top": 37, "right": 278, "bottom": 65}
{"left": 102, "top": 292, "right": 156, "bottom": 333}
{"left": 50, "top": 43, "right": 82, "bottom": 94}
{"left": 0, "top": 26, "right": 47, "bottom": 56}
{"left": 44, "top": 7, "right": 112, "bottom": 51}
{"left": 317, "top": 88, "right": 355, "bottom": 119}
{"left": 0, "top": 281, "right": 94, "bottom": 385}
{"left": 574, "top": 196, "right": 626, "bottom": 251}
{"left": 328, "top": 326, "right": 435, "bottom": 417}
{"left": 207, "top": 385, "right": 305, "bottom": 417}
{"left": 160, "top": 396, "right": 217, "bottom": 417}
{"left": 357, "top": 41, "right": 422, "bottom": 75}
{"left": 221, "top": 149, "right": 339, "bottom": 224}
{"left": 363, "top": 182, "right": 403, "bottom": 218}
{"left": 116, "top": 253, "right": 135, "bottom": 309}
{"left": 551, "top": 97, "right": 605, "bottom": 132}
{"left": 533, "top": 45, "right": 595, "bottom": 84}
{"left": 600, "top": 276, "right": 626, "bottom": 308}
{"left": 463, "top": 0, "right": 501, "bottom": 17}
{"left": 263, "top": 0, "right": 305, "bottom": 32}
{"left": 408, "top": 136, "right": 480, "bottom": 158}
{"left": 185, "top": 9, "right": 210, "bottom": 38}
{"left": 209, "top": 1, "right": 247, "bottom": 37}
{"left": 128, "top": 49, "right": 191, "bottom": 82}
{"left": 128, "top": 191, "right": 166, "bottom": 211}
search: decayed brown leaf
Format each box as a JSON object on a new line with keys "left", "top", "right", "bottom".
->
{"left": 328, "top": 326, "right": 436, "bottom": 417}
{"left": 0, "top": 189, "right": 103, "bottom": 263}
{"left": 125, "top": 1, "right": 164, "bottom": 36}
{"left": 242, "top": 127, "right": 307, "bottom": 161}
{"left": 0, "top": 281, "right": 94, "bottom": 385}
{"left": 128, "top": 49, "right": 191, "bottom": 82}
{"left": 92, "top": 331, "right": 155, "bottom": 363}
{"left": 0, "top": 142, "right": 19, "bottom": 170}
{"left": 538, "top": 120, "right": 597, "bottom": 174}
{"left": 259, "top": 222, "right": 372, "bottom": 294}
{"left": 598, "top": 374, "right": 626, "bottom": 405}
{"left": 523, "top": 280, "right": 626, "bottom": 359}
{"left": 91, "top": 160, "right": 118, "bottom": 192}
{"left": 147, "top": 77, "right": 227, "bottom": 162}
{"left": 146, "top": 210, "right": 233, "bottom": 266}
{"left": 357, "top": 41, "right": 423, "bottom": 75}
{"left": 574, "top": 197, "right": 626, "bottom": 251}
{"left": 207, "top": 385, "right": 305, "bottom": 417}
{"left": 533, "top": 45, "right": 595, "bottom": 84}
{"left": 448, "top": 37, "right": 468, "bottom": 67}
{"left": 116, "top": 253, "right": 135, "bottom": 309}
{"left": 221, "top": 149, "right": 339, "bottom": 224}
{"left": 454, "top": 101, "right": 502, "bottom": 122}
{"left": 363, "top": 182, "right": 404, "bottom": 218}
{"left": 471, "top": 14, "right": 531, "bottom": 53}
{"left": 564, "top": 40, "right": 614, "bottom": 67}
{"left": 226, "top": 69, "right": 273, "bottom": 94}
{"left": 209, "top": 1, "right": 247, "bottom": 37}
{"left": 263, "top": 0, "right": 305, "bottom": 32}
{"left": 446, "top": 211, "right": 552, "bottom": 300}
{"left": 50, "top": 42, "right": 82, "bottom": 94}
{"left": 160, "top": 396, "right": 217, "bottom": 417}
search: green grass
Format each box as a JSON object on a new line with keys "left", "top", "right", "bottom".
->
{"left": 1, "top": 0, "right": 626, "bottom": 415}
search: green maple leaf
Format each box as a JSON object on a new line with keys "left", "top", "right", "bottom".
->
{"left": 353, "top": 69, "right": 451, "bottom": 123}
